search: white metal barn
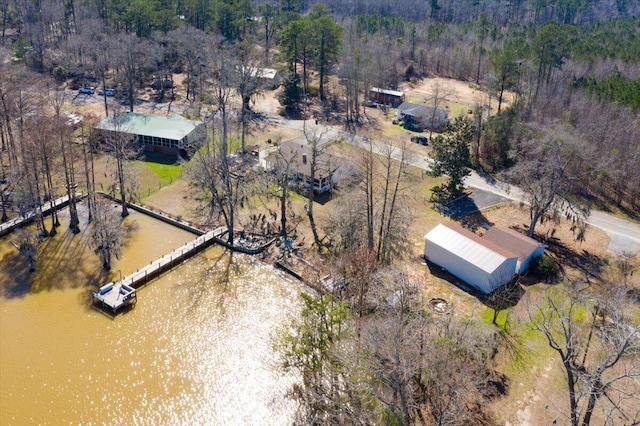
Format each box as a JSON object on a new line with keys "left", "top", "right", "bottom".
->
{"left": 424, "top": 223, "right": 518, "bottom": 294}
{"left": 483, "top": 226, "right": 545, "bottom": 274}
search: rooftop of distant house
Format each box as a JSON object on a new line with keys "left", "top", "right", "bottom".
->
{"left": 243, "top": 66, "right": 278, "bottom": 80}
{"left": 397, "top": 102, "right": 448, "bottom": 118}
{"left": 370, "top": 87, "right": 404, "bottom": 97}
{"left": 275, "top": 139, "right": 345, "bottom": 179}
{"left": 95, "top": 112, "right": 203, "bottom": 141}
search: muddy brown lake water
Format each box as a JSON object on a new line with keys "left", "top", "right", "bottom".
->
{"left": 0, "top": 204, "right": 301, "bottom": 425}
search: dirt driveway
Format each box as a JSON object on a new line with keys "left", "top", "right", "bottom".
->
{"left": 404, "top": 77, "right": 514, "bottom": 112}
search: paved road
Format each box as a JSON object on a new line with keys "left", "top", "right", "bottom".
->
{"left": 267, "top": 115, "right": 640, "bottom": 254}
{"left": 464, "top": 171, "right": 640, "bottom": 254}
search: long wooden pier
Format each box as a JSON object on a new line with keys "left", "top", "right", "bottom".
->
{"left": 109, "top": 226, "right": 226, "bottom": 291}
{"left": 0, "top": 195, "right": 76, "bottom": 237}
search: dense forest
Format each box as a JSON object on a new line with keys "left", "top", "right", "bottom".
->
{"left": 1, "top": 0, "right": 640, "bottom": 424}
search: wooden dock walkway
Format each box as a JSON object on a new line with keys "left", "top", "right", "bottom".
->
{"left": 0, "top": 195, "right": 75, "bottom": 237}
{"left": 103, "top": 226, "right": 226, "bottom": 292}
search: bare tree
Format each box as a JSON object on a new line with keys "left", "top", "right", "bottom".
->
{"left": 50, "top": 88, "right": 81, "bottom": 233}
{"left": 324, "top": 187, "right": 369, "bottom": 254}
{"left": 359, "top": 268, "right": 427, "bottom": 425}
{"left": 90, "top": 197, "right": 124, "bottom": 271}
{"left": 112, "top": 34, "right": 160, "bottom": 113}
{"left": 80, "top": 114, "right": 98, "bottom": 223}
{"left": 234, "top": 42, "right": 263, "bottom": 154}
{"left": 168, "top": 26, "right": 209, "bottom": 102}
{"left": 504, "top": 125, "right": 591, "bottom": 239}
{"left": 268, "top": 142, "right": 300, "bottom": 244}
{"left": 424, "top": 81, "right": 454, "bottom": 141}
{"left": 325, "top": 136, "right": 413, "bottom": 263}
{"left": 92, "top": 35, "right": 115, "bottom": 118}
{"left": 359, "top": 137, "right": 376, "bottom": 251}
{"left": 187, "top": 38, "right": 255, "bottom": 243}
{"left": 421, "top": 314, "right": 500, "bottom": 425}
{"left": 339, "top": 26, "right": 374, "bottom": 129}
{"left": 12, "top": 229, "right": 40, "bottom": 272}
{"left": 302, "top": 127, "right": 330, "bottom": 251}
{"left": 98, "top": 110, "right": 140, "bottom": 217}
{"left": 526, "top": 278, "right": 640, "bottom": 426}
{"left": 0, "top": 65, "right": 20, "bottom": 171}
{"left": 29, "top": 116, "right": 61, "bottom": 235}
{"left": 16, "top": 94, "right": 50, "bottom": 237}
{"left": 56, "top": 116, "right": 81, "bottom": 233}
{"left": 333, "top": 248, "right": 379, "bottom": 320}
{"left": 0, "top": 177, "right": 10, "bottom": 222}
{"left": 187, "top": 142, "right": 255, "bottom": 244}
{"left": 374, "top": 137, "right": 413, "bottom": 263}
{"left": 276, "top": 261, "right": 504, "bottom": 424}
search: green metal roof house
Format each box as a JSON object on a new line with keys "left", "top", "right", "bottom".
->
{"left": 95, "top": 112, "right": 205, "bottom": 155}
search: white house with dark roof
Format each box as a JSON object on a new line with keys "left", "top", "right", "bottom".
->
{"left": 397, "top": 102, "right": 449, "bottom": 130}
{"left": 262, "top": 139, "right": 347, "bottom": 194}
{"left": 95, "top": 112, "right": 205, "bottom": 155}
{"left": 483, "top": 226, "right": 546, "bottom": 274}
{"left": 424, "top": 223, "right": 519, "bottom": 294}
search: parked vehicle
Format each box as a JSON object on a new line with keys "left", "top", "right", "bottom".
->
{"left": 404, "top": 121, "right": 422, "bottom": 132}
{"left": 411, "top": 135, "right": 428, "bottom": 145}
{"left": 151, "top": 79, "right": 173, "bottom": 90}
{"left": 98, "top": 88, "right": 116, "bottom": 96}
{"left": 78, "top": 86, "right": 95, "bottom": 95}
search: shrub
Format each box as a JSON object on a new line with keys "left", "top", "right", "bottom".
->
{"left": 277, "top": 72, "right": 301, "bottom": 113}
{"left": 306, "top": 85, "right": 319, "bottom": 98}
{"left": 52, "top": 66, "right": 68, "bottom": 82}
{"left": 531, "top": 254, "right": 559, "bottom": 279}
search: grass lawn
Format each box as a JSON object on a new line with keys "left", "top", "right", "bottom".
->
{"left": 144, "top": 160, "right": 182, "bottom": 183}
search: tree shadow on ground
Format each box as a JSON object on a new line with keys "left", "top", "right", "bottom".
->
{"left": 581, "top": 192, "right": 640, "bottom": 222}
{"left": 312, "top": 190, "right": 334, "bottom": 206}
{"left": 143, "top": 152, "right": 180, "bottom": 165}
{"left": 482, "top": 278, "right": 526, "bottom": 311}
{"left": 543, "top": 237, "right": 607, "bottom": 279}
{"left": 425, "top": 259, "right": 527, "bottom": 311}
{"left": 457, "top": 210, "right": 494, "bottom": 233}
{"left": 433, "top": 195, "right": 494, "bottom": 233}
{"left": 425, "top": 258, "right": 487, "bottom": 300}
{"left": 434, "top": 192, "right": 478, "bottom": 218}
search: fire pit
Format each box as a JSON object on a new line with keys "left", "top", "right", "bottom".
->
{"left": 429, "top": 297, "right": 452, "bottom": 314}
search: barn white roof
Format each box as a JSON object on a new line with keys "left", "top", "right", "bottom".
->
{"left": 425, "top": 224, "right": 517, "bottom": 274}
